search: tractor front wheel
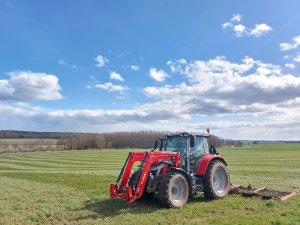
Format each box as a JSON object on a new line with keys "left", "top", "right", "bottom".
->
{"left": 203, "top": 160, "right": 230, "bottom": 199}
{"left": 158, "top": 171, "right": 189, "bottom": 208}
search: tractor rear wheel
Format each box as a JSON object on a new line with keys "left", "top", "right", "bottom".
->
{"left": 203, "top": 160, "right": 230, "bottom": 199}
{"left": 158, "top": 171, "right": 189, "bottom": 208}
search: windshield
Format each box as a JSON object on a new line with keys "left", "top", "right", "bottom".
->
{"left": 165, "top": 136, "right": 187, "bottom": 154}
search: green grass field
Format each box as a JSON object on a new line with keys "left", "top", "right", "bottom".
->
{"left": 0, "top": 144, "right": 299, "bottom": 225}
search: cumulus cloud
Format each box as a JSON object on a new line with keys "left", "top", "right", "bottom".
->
{"left": 1, "top": 100, "right": 300, "bottom": 140}
{"left": 293, "top": 54, "right": 300, "bottom": 62}
{"left": 147, "top": 56, "right": 300, "bottom": 113}
{"left": 285, "top": 63, "right": 295, "bottom": 69}
{"left": 222, "top": 14, "right": 242, "bottom": 29}
{"left": 0, "top": 71, "right": 62, "bottom": 101}
{"left": 280, "top": 35, "right": 300, "bottom": 51}
{"left": 94, "top": 54, "right": 109, "bottom": 67}
{"left": 0, "top": 101, "right": 186, "bottom": 128}
{"left": 167, "top": 59, "right": 187, "bottom": 73}
{"left": 233, "top": 24, "right": 247, "bottom": 37}
{"left": 223, "top": 14, "right": 272, "bottom": 37}
{"left": 231, "top": 14, "right": 242, "bottom": 23}
{"left": 110, "top": 71, "right": 124, "bottom": 81}
{"left": 283, "top": 52, "right": 300, "bottom": 67}
{"left": 94, "top": 82, "right": 128, "bottom": 92}
{"left": 2, "top": 57, "right": 300, "bottom": 140}
{"left": 250, "top": 24, "right": 273, "bottom": 37}
{"left": 149, "top": 68, "right": 168, "bottom": 82}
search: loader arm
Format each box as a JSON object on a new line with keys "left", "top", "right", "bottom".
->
{"left": 110, "top": 151, "right": 180, "bottom": 203}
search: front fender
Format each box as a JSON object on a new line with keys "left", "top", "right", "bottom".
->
{"left": 196, "top": 154, "right": 227, "bottom": 175}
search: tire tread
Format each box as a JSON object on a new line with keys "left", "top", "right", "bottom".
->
{"left": 203, "top": 160, "right": 229, "bottom": 199}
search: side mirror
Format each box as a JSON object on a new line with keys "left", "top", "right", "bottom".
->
{"left": 189, "top": 135, "right": 195, "bottom": 148}
{"left": 154, "top": 140, "right": 158, "bottom": 150}
{"left": 209, "top": 146, "right": 218, "bottom": 154}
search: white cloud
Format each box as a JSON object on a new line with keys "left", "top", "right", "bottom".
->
{"left": 283, "top": 55, "right": 290, "bottom": 60}
{"left": 283, "top": 53, "right": 300, "bottom": 66}
{"left": 280, "top": 43, "right": 293, "bottom": 51}
{"left": 1, "top": 100, "right": 300, "bottom": 140}
{"left": 231, "top": 14, "right": 242, "bottom": 22}
{"left": 110, "top": 71, "right": 124, "bottom": 81}
{"left": 285, "top": 63, "right": 295, "bottom": 69}
{"left": 0, "top": 80, "right": 14, "bottom": 99}
{"left": 223, "top": 14, "right": 272, "bottom": 37}
{"left": 0, "top": 71, "right": 62, "bottom": 101}
{"left": 153, "top": 56, "right": 300, "bottom": 110}
{"left": 2, "top": 57, "right": 300, "bottom": 140}
{"left": 94, "top": 54, "right": 109, "bottom": 67}
{"left": 250, "top": 24, "right": 273, "bottom": 37}
{"left": 222, "top": 14, "right": 242, "bottom": 29}
{"left": 130, "top": 65, "right": 140, "bottom": 71}
{"left": 222, "top": 22, "right": 231, "bottom": 29}
{"left": 280, "top": 35, "right": 300, "bottom": 51}
{"left": 167, "top": 59, "right": 187, "bottom": 73}
{"left": 149, "top": 68, "right": 168, "bottom": 82}
{"left": 293, "top": 54, "right": 300, "bottom": 62}
{"left": 94, "top": 82, "right": 128, "bottom": 92}
{"left": 233, "top": 24, "right": 247, "bottom": 37}
{"left": 0, "top": 101, "right": 184, "bottom": 129}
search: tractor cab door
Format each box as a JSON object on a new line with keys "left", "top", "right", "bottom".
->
{"left": 190, "top": 137, "right": 209, "bottom": 172}
{"left": 165, "top": 136, "right": 187, "bottom": 169}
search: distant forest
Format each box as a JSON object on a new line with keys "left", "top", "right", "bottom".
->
{"left": 0, "top": 130, "right": 72, "bottom": 139}
{"left": 0, "top": 130, "right": 243, "bottom": 153}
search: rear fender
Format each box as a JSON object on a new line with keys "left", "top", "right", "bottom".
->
{"left": 196, "top": 154, "right": 227, "bottom": 175}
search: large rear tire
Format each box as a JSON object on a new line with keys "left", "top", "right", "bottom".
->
{"left": 203, "top": 160, "right": 230, "bottom": 199}
{"left": 158, "top": 171, "right": 189, "bottom": 208}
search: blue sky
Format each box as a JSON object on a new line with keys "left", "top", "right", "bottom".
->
{"left": 1, "top": 0, "right": 300, "bottom": 139}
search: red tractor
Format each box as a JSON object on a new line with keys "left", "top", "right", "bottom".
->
{"left": 110, "top": 131, "right": 230, "bottom": 208}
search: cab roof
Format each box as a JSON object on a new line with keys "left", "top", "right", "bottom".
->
{"left": 166, "top": 132, "right": 210, "bottom": 138}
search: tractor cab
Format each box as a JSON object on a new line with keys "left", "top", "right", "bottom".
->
{"left": 154, "top": 132, "right": 211, "bottom": 173}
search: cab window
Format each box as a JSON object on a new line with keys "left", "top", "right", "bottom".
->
{"left": 191, "top": 137, "right": 209, "bottom": 157}
{"left": 165, "top": 136, "right": 186, "bottom": 155}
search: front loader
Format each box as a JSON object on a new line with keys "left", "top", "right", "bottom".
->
{"left": 110, "top": 131, "right": 230, "bottom": 208}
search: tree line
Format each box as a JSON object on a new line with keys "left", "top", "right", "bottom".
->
{"left": 0, "top": 130, "right": 71, "bottom": 139}
{"left": 0, "top": 130, "right": 243, "bottom": 153}
{"left": 57, "top": 132, "right": 243, "bottom": 150}
{"left": 57, "top": 131, "right": 166, "bottom": 150}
